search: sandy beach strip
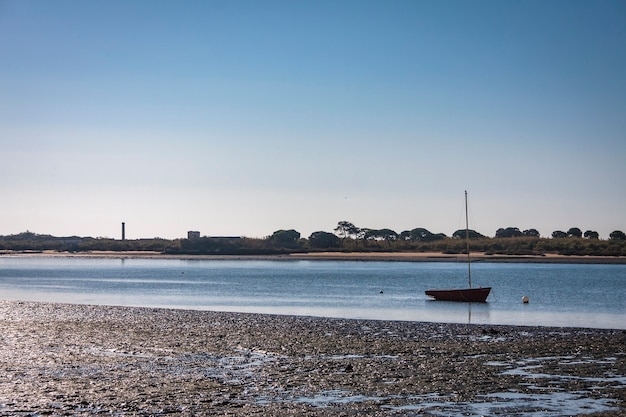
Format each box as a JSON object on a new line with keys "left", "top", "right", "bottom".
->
{"left": 2, "top": 250, "right": 626, "bottom": 264}
{"left": 0, "top": 301, "right": 624, "bottom": 416}
{"left": 289, "top": 251, "right": 626, "bottom": 264}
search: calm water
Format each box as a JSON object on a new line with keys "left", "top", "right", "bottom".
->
{"left": 0, "top": 257, "right": 624, "bottom": 329}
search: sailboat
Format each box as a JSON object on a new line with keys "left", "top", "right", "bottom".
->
{"left": 425, "top": 191, "right": 491, "bottom": 302}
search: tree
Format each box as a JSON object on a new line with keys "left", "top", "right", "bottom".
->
{"left": 334, "top": 221, "right": 360, "bottom": 239}
{"left": 452, "top": 229, "right": 485, "bottom": 239}
{"left": 268, "top": 229, "right": 300, "bottom": 248}
{"left": 552, "top": 230, "right": 567, "bottom": 238}
{"left": 364, "top": 228, "right": 398, "bottom": 247}
{"left": 399, "top": 228, "right": 445, "bottom": 242}
{"left": 308, "top": 231, "right": 341, "bottom": 248}
{"left": 523, "top": 229, "right": 540, "bottom": 237}
{"left": 364, "top": 228, "right": 397, "bottom": 240}
{"left": 584, "top": 230, "right": 599, "bottom": 239}
{"left": 495, "top": 227, "right": 523, "bottom": 238}
{"left": 567, "top": 227, "right": 583, "bottom": 238}
{"left": 609, "top": 230, "right": 626, "bottom": 241}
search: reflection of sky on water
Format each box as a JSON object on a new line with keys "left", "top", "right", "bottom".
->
{"left": 0, "top": 258, "right": 624, "bottom": 329}
{"left": 255, "top": 350, "right": 624, "bottom": 416}
{"left": 382, "top": 392, "right": 619, "bottom": 416}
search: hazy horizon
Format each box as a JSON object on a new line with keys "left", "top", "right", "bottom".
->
{"left": 2, "top": 1, "right": 624, "bottom": 241}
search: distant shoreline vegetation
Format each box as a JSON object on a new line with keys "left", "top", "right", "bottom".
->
{"left": 1, "top": 222, "right": 625, "bottom": 257}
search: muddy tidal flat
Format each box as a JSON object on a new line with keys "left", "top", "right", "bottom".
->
{"left": 1, "top": 301, "right": 624, "bottom": 416}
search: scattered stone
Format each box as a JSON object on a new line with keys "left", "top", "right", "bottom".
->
{"left": 0, "top": 300, "right": 623, "bottom": 416}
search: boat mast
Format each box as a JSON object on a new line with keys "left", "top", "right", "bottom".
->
{"left": 465, "top": 190, "right": 472, "bottom": 288}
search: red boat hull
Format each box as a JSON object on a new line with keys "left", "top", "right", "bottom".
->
{"left": 425, "top": 287, "right": 491, "bottom": 302}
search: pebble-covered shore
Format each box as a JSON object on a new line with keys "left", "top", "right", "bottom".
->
{"left": 0, "top": 301, "right": 624, "bottom": 416}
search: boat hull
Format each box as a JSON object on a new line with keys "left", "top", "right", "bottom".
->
{"left": 425, "top": 287, "right": 491, "bottom": 303}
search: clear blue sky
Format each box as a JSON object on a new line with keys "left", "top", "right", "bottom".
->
{"left": 1, "top": 0, "right": 625, "bottom": 240}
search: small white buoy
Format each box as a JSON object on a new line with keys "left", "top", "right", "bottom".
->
{"left": 522, "top": 295, "right": 530, "bottom": 304}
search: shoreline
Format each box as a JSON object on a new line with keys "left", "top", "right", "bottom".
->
{"left": 0, "top": 300, "right": 624, "bottom": 415}
{"left": 2, "top": 249, "right": 626, "bottom": 264}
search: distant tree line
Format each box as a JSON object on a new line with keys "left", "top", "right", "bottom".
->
{"left": 0, "top": 231, "right": 172, "bottom": 252}
{"left": 314, "top": 221, "right": 625, "bottom": 256}
{"left": 1, "top": 222, "right": 625, "bottom": 257}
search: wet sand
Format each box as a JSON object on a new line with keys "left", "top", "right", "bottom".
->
{"left": 1, "top": 301, "right": 624, "bottom": 416}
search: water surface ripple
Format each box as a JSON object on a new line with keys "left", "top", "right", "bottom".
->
{"left": 0, "top": 257, "right": 624, "bottom": 329}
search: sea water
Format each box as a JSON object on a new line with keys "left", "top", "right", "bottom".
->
{"left": 0, "top": 257, "right": 624, "bottom": 329}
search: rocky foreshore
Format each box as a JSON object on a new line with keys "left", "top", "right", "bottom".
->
{"left": 1, "top": 301, "right": 624, "bottom": 416}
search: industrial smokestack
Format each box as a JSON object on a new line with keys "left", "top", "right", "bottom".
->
{"left": 122, "top": 222, "right": 126, "bottom": 241}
